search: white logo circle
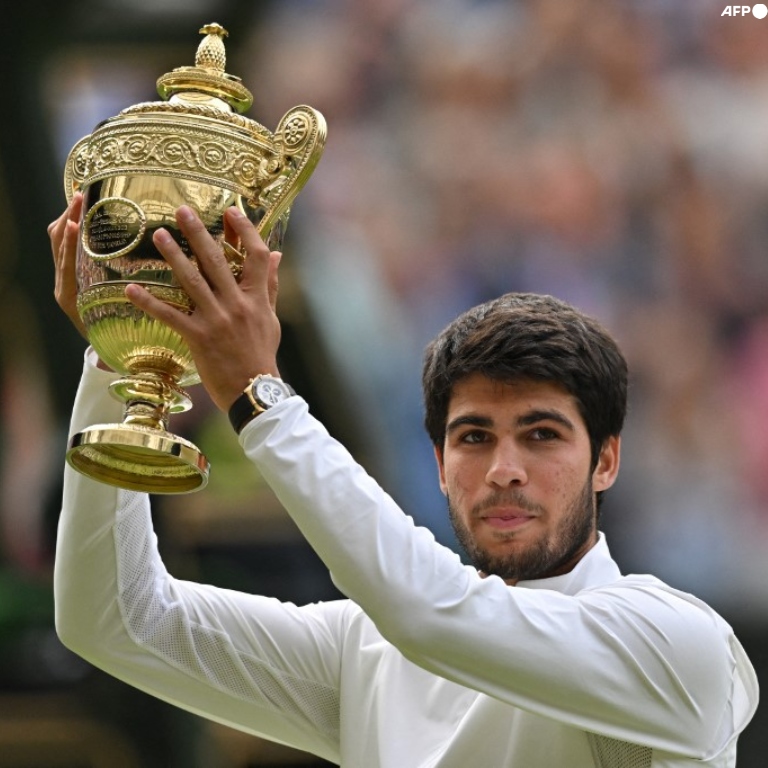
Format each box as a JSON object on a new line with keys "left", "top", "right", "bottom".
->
{"left": 753, "top": 4, "right": 768, "bottom": 18}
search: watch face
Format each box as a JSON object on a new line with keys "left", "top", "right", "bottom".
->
{"left": 253, "top": 377, "right": 291, "bottom": 408}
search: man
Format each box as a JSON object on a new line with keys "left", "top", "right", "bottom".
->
{"left": 51, "top": 196, "right": 758, "bottom": 767}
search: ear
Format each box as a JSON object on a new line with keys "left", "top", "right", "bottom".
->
{"left": 434, "top": 444, "right": 448, "bottom": 496}
{"left": 592, "top": 435, "right": 621, "bottom": 493}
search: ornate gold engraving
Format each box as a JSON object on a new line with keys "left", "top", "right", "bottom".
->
{"left": 81, "top": 121, "right": 278, "bottom": 194}
{"left": 82, "top": 197, "right": 147, "bottom": 261}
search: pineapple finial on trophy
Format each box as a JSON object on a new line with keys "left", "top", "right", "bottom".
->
{"left": 156, "top": 22, "right": 252, "bottom": 113}
{"left": 196, "top": 23, "right": 228, "bottom": 71}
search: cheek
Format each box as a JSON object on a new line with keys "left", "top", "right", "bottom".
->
{"left": 441, "top": 457, "right": 475, "bottom": 499}
{"left": 540, "top": 462, "right": 583, "bottom": 504}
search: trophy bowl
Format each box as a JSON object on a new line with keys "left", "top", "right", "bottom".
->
{"left": 64, "top": 23, "right": 326, "bottom": 494}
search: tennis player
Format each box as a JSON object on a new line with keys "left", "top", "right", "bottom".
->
{"left": 51, "top": 198, "right": 758, "bottom": 767}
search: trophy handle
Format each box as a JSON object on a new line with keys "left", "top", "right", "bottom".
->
{"left": 64, "top": 135, "right": 92, "bottom": 203}
{"left": 255, "top": 105, "right": 327, "bottom": 239}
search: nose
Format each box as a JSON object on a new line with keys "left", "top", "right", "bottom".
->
{"left": 485, "top": 438, "right": 528, "bottom": 488}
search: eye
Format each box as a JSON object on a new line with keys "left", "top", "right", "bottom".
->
{"left": 459, "top": 429, "right": 490, "bottom": 445}
{"left": 528, "top": 427, "right": 560, "bottom": 442}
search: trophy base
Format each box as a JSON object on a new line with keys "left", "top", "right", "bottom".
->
{"left": 66, "top": 423, "right": 210, "bottom": 494}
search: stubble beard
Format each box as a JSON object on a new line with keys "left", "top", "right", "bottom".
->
{"left": 448, "top": 477, "right": 596, "bottom": 582}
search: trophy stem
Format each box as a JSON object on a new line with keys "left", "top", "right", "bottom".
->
{"left": 66, "top": 373, "right": 209, "bottom": 494}
{"left": 111, "top": 372, "right": 192, "bottom": 431}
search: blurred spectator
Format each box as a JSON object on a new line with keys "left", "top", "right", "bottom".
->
{"left": 231, "top": 0, "right": 768, "bottom": 612}
{"left": 10, "top": 1, "right": 764, "bottom": 762}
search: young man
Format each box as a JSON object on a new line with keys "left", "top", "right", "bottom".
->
{"left": 51, "top": 197, "right": 758, "bottom": 767}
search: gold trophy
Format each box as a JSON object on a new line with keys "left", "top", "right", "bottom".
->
{"left": 64, "top": 23, "right": 326, "bottom": 494}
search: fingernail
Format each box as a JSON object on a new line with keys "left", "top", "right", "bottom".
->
{"left": 177, "top": 205, "right": 195, "bottom": 223}
{"left": 154, "top": 228, "right": 172, "bottom": 244}
{"left": 228, "top": 206, "right": 246, "bottom": 220}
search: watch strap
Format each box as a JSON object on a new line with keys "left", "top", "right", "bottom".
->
{"left": 228, "top": 376, "right": 295, "bottom": 434}
{"left": 228, "top": 391, "right": 259, "bottom": 434}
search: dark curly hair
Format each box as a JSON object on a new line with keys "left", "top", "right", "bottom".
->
{"left": 422, "top": 293, "right": 628, "bottom": 476}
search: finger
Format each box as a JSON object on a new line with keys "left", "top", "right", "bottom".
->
{"left": 267, "top": 251, "right": 281, "bottom": 313}
{"left": 225, "top": 206, "right": 270, "bottom": 258}
{"left": 175, "top": 206, "right": 238, "bottom": 295}
{"left": 224, "top": 207, "right": 273, "bottom": 295}
{"left": 223, "top": 206, "right": 241, "bottom": 250}
{"left": 124, "top": 282, "right": 193, "bottom": 337}
{"left": 152, "top": 227, "right": 219, "bottom": 311}
{"left": 221, "top": 208, "right": 245, "bottom": 278}
{"left": 48, "top": 205, "right": 68, "bottom": 246}
{"left": 54, "top": 211, "right": 88, "bottom": 339}
{"left": 50, "top": 192, "right": 83, "bottom": 264}
{"left": 58, "top": 219, "right": 80, "bottom": 292}
{"left": 57, "top": 195, "right": 83, "bottom": 268}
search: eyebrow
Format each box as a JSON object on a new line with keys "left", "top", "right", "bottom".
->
{"left": 517, "top": 409, "right": 576, "bottom": 432}
{"left": 446, "top": 409, "right": 576, "bottom": 435}
{"left": 446, "top": 415, "right": 494, "bottom": 435}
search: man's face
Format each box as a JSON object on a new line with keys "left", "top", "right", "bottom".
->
{"left": 434, "top": 373, "right": 620, "bottom": 584}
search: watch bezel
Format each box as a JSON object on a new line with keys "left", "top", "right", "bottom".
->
{"left": 228, "top": 374, "right": 295, "bottom": 435}
{"left": 245, "top": 375, "right": 293, "bottom": 412}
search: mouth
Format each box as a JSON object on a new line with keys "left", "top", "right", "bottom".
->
{"left": 479, "top": 509, "right": 536, "bottom": 530}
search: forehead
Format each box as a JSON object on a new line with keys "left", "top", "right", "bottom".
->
{"left": 447, "top": 373, "right": 583, "bottom": 424}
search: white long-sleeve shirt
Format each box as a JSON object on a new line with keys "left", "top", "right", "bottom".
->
{"left": 55, "top": 351, "right": 759, "bottom": 767}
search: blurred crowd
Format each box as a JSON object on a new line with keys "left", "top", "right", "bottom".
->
{"left": 0, "top": 1, "right": 766, "bottom": 763}
{"left": 238, "top": 0, "right": 768, "bottom": 615}
{"left": 4, "top": 0, "right": 768, "bottom": 629}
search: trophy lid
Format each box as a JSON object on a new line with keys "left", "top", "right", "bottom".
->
{"left": 156, "top": 23, "right": 253, "bottom": 113}
{"left": 65, "top": 21, "right": 327, "bottom": 233}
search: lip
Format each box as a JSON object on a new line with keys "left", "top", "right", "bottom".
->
{"left": 480, "top": 510, "right": 536, "bottom": 530}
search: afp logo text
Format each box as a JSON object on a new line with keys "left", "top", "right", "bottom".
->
{"left": 721, "top": 4, "right": 768, "bottom": 16}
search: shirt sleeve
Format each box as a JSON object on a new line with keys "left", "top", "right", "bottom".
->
{"left": 54, "top": 351, "right": 345, "bottom": 764}
{"left": 241, "top": 397, "right": 759, "bottom": 760}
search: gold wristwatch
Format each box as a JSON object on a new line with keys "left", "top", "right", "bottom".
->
{"left": 228, "top": 375, "right": 295, "bottom": 434}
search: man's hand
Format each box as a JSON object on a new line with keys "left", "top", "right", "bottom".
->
{"left": 125, "top": 205, "right": 283, "bottom": 413}
{"left": 49, "top": 192, "right": 87, "bottom": 339}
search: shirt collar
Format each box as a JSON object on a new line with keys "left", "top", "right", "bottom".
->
{"left": 514, "top": 533, "right": 621, "bottom": 595}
